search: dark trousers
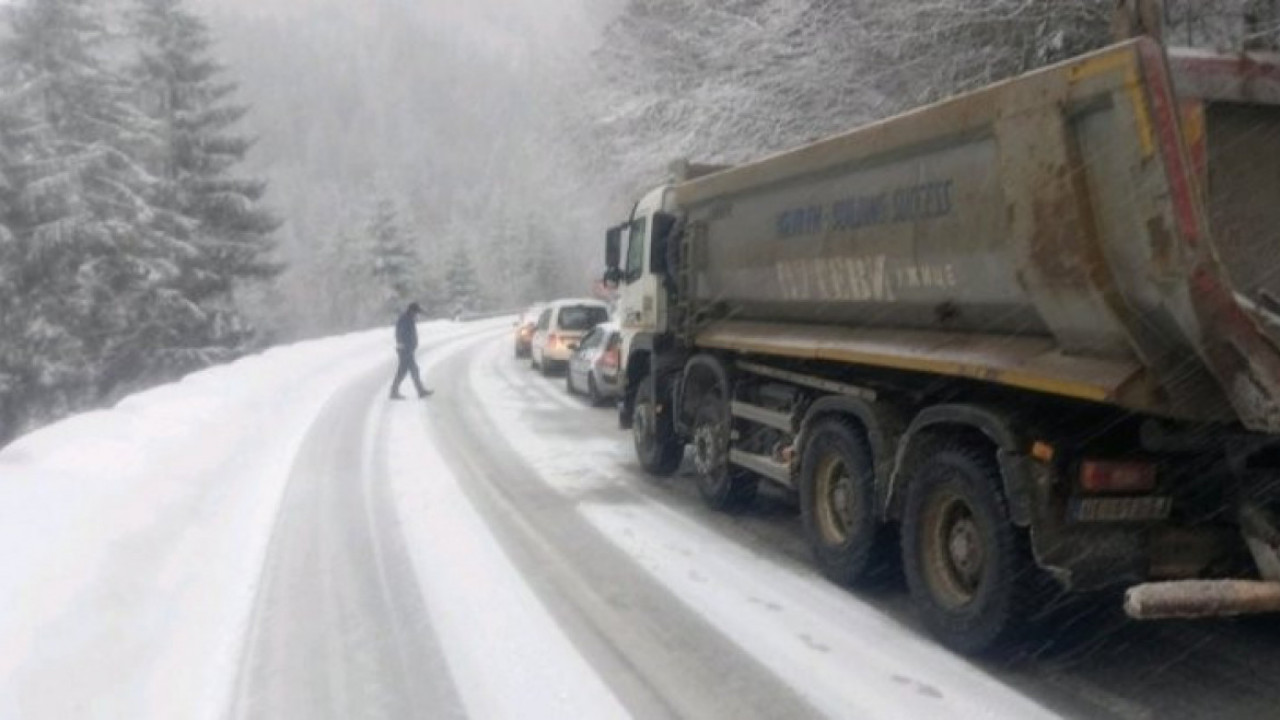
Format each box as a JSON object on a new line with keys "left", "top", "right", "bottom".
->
{"left": 391, "top": 348, "right": 426, "bottom": 396}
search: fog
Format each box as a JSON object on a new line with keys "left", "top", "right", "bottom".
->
{"left": 189, "top": 0, "right": 624, "bottom": 337}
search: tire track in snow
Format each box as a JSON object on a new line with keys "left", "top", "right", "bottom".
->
{"left": 423, "top": 332, "right": 826, "bottom": 720}
{"left": 455, "top": 335, "right": 1063, "bottom": 719}
{"left": 230, "top": 331, "right": 482, "bottom": 720}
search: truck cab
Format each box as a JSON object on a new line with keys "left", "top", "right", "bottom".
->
{"left": 611, "top": 185, "right": 674, "bottom": 339}
{"left": 605, "top": 184, "right": 683, "bottom": 431}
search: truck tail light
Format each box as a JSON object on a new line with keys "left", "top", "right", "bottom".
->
{"left": 1079, "top": 460, "right": 1157, "bottom": 494}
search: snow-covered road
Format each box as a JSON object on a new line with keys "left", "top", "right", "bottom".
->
{"left": 6, "top": 321, "right": 1280, "bottom": 719}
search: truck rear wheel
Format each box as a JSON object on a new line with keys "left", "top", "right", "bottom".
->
{"left": 799, "top": 418, "right": 883, "bottom": 586}
{"left": 633, "top": 376, "right": 683, "bottom": 476}
{"left": 691, "top": 392, "right": 758, "bottom": 511}
{"left": 901, "top": 440, "right": 1039, "bottom": 655}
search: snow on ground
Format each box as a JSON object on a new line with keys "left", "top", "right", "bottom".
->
{"left": 0, "top": 321, "right": 472, "bottom": 719}
{"left": 466, "top": 337, "right": 1061, "bottom": 720}
{"left": 386, "top": 399, "right": 628, "bottom": 719}
{"left": 0, "top": 318, "right": 1069, "bottom": 720}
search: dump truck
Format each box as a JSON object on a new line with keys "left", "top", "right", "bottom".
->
{"left": 601, "top": 38, "right": 1280, "bottom": 655}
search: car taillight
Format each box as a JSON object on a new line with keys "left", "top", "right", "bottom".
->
{"left": 1079, "top": 460, "right": 1157, "bottom": 494}
{"left": 547, "top": 333, "right": 559, "bottom": 348}
{"left": 602, "top": 347, "right": 620, "bottom": 369}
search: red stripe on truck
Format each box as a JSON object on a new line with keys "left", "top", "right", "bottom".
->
{"left": 1138, "top": 40, "right": 1202, "bottom": 250}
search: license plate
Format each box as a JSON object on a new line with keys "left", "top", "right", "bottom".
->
{"left": 1070, "top": 496, "right": 1172, "bottom": 523}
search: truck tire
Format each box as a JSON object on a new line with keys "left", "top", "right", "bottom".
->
{"left": 691, "top": 391, "right": 758, "bottom": 511}
{"left": 633, "top": 376, "right": 683, "bottom": 476}
{"left": 901, "top": 440, "right": 1040, "bottom": 656}
{"left": 798, "top": 418, "right": 884, "bottom": 586}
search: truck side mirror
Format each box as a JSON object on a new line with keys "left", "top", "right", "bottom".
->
{"left": 605, "top": 226, "right": 622, "bottom": 270}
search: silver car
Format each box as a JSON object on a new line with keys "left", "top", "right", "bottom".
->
{"left": 565, "top": 322, "right": 621, "bottom": 404}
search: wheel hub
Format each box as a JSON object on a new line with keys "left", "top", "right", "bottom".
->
{"left": 922, "top": 492, "right": 986, "bottom": 607}
{"left": 947, "top": 518, "right": 983, "bottom": 583}
{"left": 816, "top": 456, "right": 856, "bottom": 544}
{"left": 693, "top": 424, "right": 721, "bottom": 475}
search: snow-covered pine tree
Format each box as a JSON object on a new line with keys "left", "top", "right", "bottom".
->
{"left": 315, "top": 223, "right": 377, "bottom": 331}
{"left": 0, "top": 0, "right": 179, "bottom": 439}
{"left": 0, "top": 90, "right": 25, "bottom": 444}
{"left": 129, "top": 0, "right": 281, "bottom": 379}
{"left": 444, "top": 245, "right": 481, "bottom": 317}
{"left": 366, "top": 195, "right": 424, "bottom": 317}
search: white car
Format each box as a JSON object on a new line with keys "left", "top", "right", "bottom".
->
{"left": 530, "top": 299, "right": 611, "bottom": 375}
{"left": 565, "top": 322, "right": 622, "bottom": 404}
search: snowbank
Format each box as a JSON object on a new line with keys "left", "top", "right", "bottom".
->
{"left": 0, "top": 322, "right": 461, "bottom": 719}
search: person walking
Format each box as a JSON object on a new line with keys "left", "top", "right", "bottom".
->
{"left": 390, "top": 302, "right": 431, "bottom": 399}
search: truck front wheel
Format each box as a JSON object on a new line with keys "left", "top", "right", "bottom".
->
{"left": 691, "top": 392, "right": 757, "bottom": 511}
{"left": 901, "top": 441, "right": 1040, "bottom": 655}
{"left": 799, "top": 418, "right": 884, "bottom": 586}
{"left": 633, "top": 376, "right": 683, "bottom": 476}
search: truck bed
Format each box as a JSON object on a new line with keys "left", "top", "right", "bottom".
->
{"left": 678, "top": 39, "right": 1280, "bottom": 431}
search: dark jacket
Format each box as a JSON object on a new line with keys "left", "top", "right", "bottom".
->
{"left": 395, "top": 308, "right": 418, "bottom": 351}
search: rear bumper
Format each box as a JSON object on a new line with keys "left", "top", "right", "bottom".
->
{"left": 593, "top": 371, "right": 623, "bottom": 398}
{"left": 543, "top": 345, "right": 575, "bottom": 363}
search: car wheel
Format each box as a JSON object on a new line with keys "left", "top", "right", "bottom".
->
{"left": 633, "top": 375, "right": 683, "bottom": 476}
{"left": 587, "top": 373, "right": 603, "bottom": 406}
{"left": 901, "top": 438, "right": 1044, "bottom": 656}
{"left": 565, "top": 368, "right": 576, "bottom": 394}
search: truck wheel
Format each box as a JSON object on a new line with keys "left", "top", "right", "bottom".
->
{"left": 901, "top": 440, "right": 1039, "bottom": 655}
{"left": 691, "top": 392, "right": 758, "bottom": 511}
{"left": 633, "top": 376, "right": 683, "bottom": 476}
{"left": 799, "top": 418, "right": 883, "bottom": 586}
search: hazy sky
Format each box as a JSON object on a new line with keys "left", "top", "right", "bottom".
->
{"left": 191, "top": 0, "right": 605, "bottom": 62}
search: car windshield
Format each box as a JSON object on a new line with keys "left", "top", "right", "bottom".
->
{"left": 558, "top": 305, "right": 608, "bottom": 331}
